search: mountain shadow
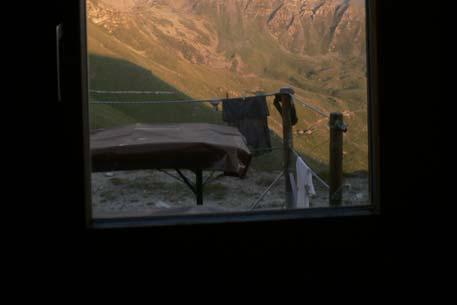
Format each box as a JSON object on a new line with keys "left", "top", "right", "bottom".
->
{"left": 87, "top": 54, "right": 348, "bottom": 178}
{"left": 88, "top": 54, "right": 223, "bottom": 128}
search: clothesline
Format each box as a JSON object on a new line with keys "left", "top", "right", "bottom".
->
{"left": 90, "top": 90, "right": 176, "bottom": 95}
{"left": 291, "top": 149, "right": 330, "bottom": 189}
{"left": 293, "top": 96, "right": 330, "bottom": 118}
{"left": 249, "top": 170, "right": 285, "bottom": 210}
{"left": 89, "top": 92, "right": 278, "bottom": 105}
{"left": 250, "top": 147, "right": 330, "bottom": 210}
{"left": 90, "top": 94, "right": 330, "bottom": 119}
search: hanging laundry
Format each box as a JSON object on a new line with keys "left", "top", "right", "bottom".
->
{"left": 222, "top": 96, "right": 272, "bottom": 154}
{"left": 295, "top": 157, "right": 316, "bottom": 208}
{"left": 289, "top": 172, "right": 297, "bottom": 205}
{"left": 210, "top": 99, "right": 222, "bottom": 112}
{"left": 273, "top": 94, "right": 298, "bottom": 126}
{"left": 222, "top": 98, "right": 243, "bottom": 122}
{"left": 244, "top": 95, "right": 270, "bottom": 118}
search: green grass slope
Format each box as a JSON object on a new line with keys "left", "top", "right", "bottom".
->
{"left": 86, "top": 4, "right": 369, "bottom": 176}
{"left": 88, "top": 54, "right": 223, "bottom": 128}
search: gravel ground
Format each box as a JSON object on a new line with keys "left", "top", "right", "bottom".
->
{"left": 91, "top": 169, "right": 370, "bottom": 218}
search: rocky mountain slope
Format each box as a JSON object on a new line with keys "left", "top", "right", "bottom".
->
{"left": 89, "top": 0, "right": 365, "bottom": 64}
{"left": 86, "top": 0, "right": 369, "bottom": 174}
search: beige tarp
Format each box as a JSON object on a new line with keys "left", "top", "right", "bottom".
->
{"left": 90, "top": 123, "right": 252, "bottom": 177}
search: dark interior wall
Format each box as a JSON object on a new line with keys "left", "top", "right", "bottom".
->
{"left": 45, "top": 0, "right": 436, "bottom": 281}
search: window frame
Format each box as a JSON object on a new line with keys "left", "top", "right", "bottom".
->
{"left": 77, "top": 0, "right": 381, "bottom": 229}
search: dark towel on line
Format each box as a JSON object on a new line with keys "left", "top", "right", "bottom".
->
{"left": 222, "top": 98, "right": 244, "bottom": 122}
{"left": 222, "top": 96, "right": 272, "bottom": 154}
{"left": 244, "top": 96, "right": 270, "bottom": 118}
{"left": 222, "top": 96, "right": 270, "bottom": 120}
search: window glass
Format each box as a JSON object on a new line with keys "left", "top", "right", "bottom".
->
{"left": 86, "top": 0, "right": 371, "bottom": 219}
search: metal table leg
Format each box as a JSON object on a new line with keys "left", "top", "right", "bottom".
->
{"left": 175, "top": 169, "right": 204, "bottom": 205}
{"left": 196, "top": 169, "right": 203, "bottom": 205}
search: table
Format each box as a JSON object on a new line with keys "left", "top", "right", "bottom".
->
{"left": 90, "top": 123, "right": 252, "bottom": 205}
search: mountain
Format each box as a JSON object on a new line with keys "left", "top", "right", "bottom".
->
{"left": 93, "top": 0, "right": 365, "bottom": 57}
{"left": 86, "top": 0, "right": 369, "bottom": 174}
{"left": 189, "top": 0, "right": 365, "bottom": 58}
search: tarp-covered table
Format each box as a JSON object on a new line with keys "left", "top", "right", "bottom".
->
{"left": 90, "top": 123, "right": 252, "bottom": 205}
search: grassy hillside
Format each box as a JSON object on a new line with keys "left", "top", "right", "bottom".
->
{"left": 88, "top": 54, "right": 223, "bottom": 128}
{"left": 86, "top": 1, "right": 369, "bottom": 176}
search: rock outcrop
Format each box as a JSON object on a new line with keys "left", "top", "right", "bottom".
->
{"left": 89, "top": 0, "right": 365, "bottom": 58}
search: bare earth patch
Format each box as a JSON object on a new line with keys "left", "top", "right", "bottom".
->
{"left": 91, "top": 169, "right": 369, "bottom": 218}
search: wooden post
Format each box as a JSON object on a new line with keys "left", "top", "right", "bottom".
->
{"left": 329, "top": 112, "right": 347, "bottom": 206}
{"left": 280, "top": 88, "right": 295, "bottom": 209}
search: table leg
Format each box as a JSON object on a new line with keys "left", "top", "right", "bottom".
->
{"left": 196, "top": 169, "right": 203, "bottom": 205}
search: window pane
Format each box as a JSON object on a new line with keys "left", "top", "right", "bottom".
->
{"left": 86, "top": 0, "right": 371, "bottom": 219}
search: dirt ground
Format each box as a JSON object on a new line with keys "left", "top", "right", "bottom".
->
{"left": 91, "top": 168, "right": 370, "bottom": 219}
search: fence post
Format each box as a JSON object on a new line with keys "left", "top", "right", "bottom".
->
{"left": 329, "top": 112, "right": 347, "bottom": 206}
{"left": 280, "top": 88, "right": 295, "bottom": 209}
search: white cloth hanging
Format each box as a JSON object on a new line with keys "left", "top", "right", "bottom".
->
{"left": 295, "top": 157, "right": 316, "bottom": 208}
{"left": 289, "top": 172, "right": 297, "bottom": 205}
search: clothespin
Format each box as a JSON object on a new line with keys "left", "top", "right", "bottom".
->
{"left": 279, "top": 87, "right": 295, "bottom": 95}
{"left": 210, "top": 99, "right": 220, "bottom": 111}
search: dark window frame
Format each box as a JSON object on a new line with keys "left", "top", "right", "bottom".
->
{"left": 74, "top": 0, "right": 381, "bottom": 229}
